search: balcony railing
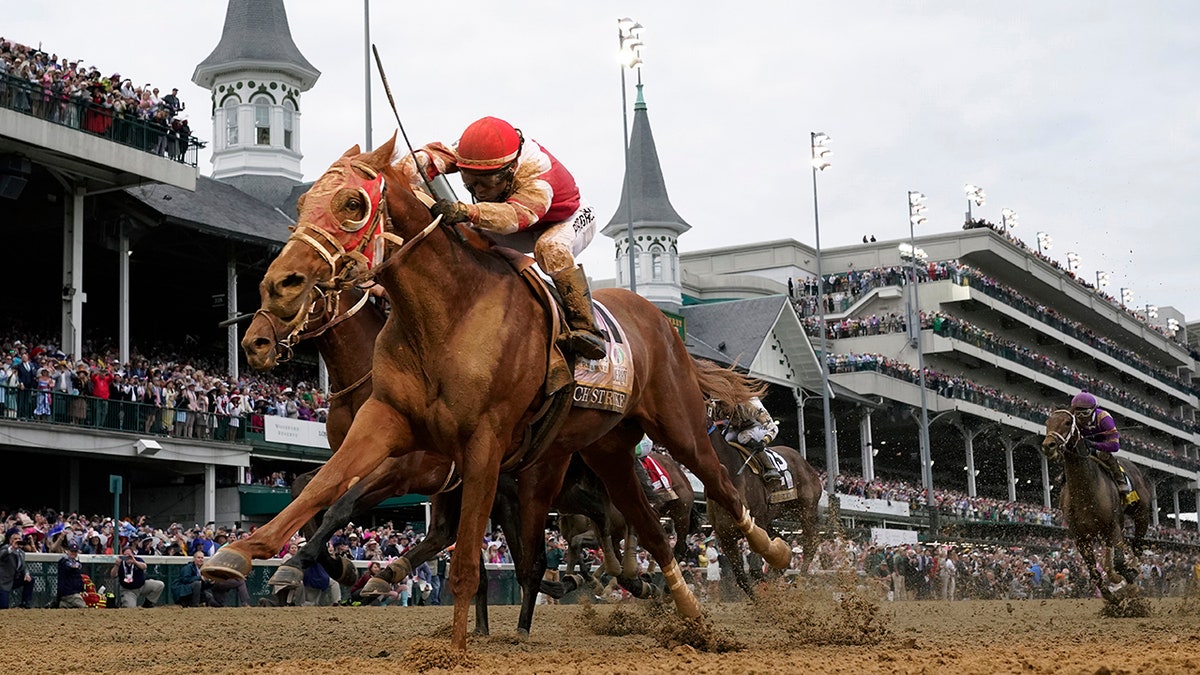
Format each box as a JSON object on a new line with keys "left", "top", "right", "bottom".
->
{"left": 0, "top": 72, "right": 205, "bottom": 167}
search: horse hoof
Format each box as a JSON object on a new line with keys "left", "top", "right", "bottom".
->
{"left": 1108, "top": 580, "right": 1128, "bottom": 595}
{"left": 267, "top": 565, "right": 304, "bottom": 589}
{"left": 203, "top": 549, "right": 251, "bottom": 581}
{"left": 764, "top": 537, "right": 791, "bottom": 570}
{"left": 360, "top": 577, "right": 391, "bottom": 598}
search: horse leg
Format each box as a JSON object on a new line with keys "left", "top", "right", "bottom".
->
{"left": 1076, "top": 542, "right": 1105, "bottom": 599}
{"left": 272, "top": 463, "right": 404, "bottom": 589}
{"left": 713, "top": 507, "right": 755, "bottom": 599}
{"left": 581, "top": 440, "right": 701, "bottom": 618}
{"left": 644, "top": 412, "right": 789, "bottom": 571}
{"left": 205, "top": 400, "right": 410, "bottom": 580}
{"left": 621, "top": 531, "right": 639, "bottom": 579}
{"left": 362, "top": 491, "right": 462, "bottom": 594}
{"left": 509, "top": 458, "right": 571, "bottom": 637}
{"left": 291, "top": 468, "right": 322, "bottom": 539}
{"left": 447, "top": 440, "right": 503, "bottom": 651}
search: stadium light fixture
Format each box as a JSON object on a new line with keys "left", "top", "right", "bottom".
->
{"left": 617, "top": 17, "right": 644, "bottom": 293}
{"left": 1120, "top": 287, "right": 1134, "bottom": 307}
{"left": 907, "top": 190, "right": 933, "bottom": 512}
{"left": 811, "top": 131, "right": 836, "bottom": 497}
{"left": 1000, "top": 208, "right": 1017, "bottom": 233}
{"left": 964, "top": 183, "right": 985, "bottom": 222}
{"left": 1065, "top": 251, "right": 1081, "bottom": 273}
{"left": 1036, "top": 231, "right": 1052, "bottom": 255}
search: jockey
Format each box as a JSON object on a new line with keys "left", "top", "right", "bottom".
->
{"left": 400, "top": 116, "right": 606, "bottom": 360}
{"left": 633, "top": 435, "right": 674, "bottom": 508}
{"left": 726, "top": 397, "right": 783, "bottom": 490}
{"left": 1069, "top": 391, "right": 1132, "bottom": 498}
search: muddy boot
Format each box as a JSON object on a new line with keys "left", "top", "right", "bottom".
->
{"left": 633, "top": 457, "right": 666, "bottom": 509}
{"left": 750, "top": 441, "right": 783, "bottom": 491}
{"left": 551, "top": 265, "right": 607, "bottom": 361}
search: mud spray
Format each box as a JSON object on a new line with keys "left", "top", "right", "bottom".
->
{"left": 581, "top": 596, "right": 745, "bottom": 653}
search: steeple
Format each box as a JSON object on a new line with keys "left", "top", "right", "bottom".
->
{"left": 192, "top": 0, "right": 321, "bottom": 209}
{"left": 603, "top": 83, "right": 690, "bottom": 311}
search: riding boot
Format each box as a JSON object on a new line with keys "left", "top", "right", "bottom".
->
{"left": 749, "top": 441, "right": 783, "bottom": 491}
{"left": 551, "top": 265, "right": 607, "bottom": 361}
{"left": 634, "top": 457, "right": 667, "bottom": 509}
{"left": 1096, "top": 451, "right": 1132, "bottom": 496}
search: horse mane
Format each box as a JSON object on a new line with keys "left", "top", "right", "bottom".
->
{"left": 691, "top": 358, "right": 768, "bottom": 413}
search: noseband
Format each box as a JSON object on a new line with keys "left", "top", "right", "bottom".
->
{"left": 1045, "top": 409, "right": 1086, "bottom": 458}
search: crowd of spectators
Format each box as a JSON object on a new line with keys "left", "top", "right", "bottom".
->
{"left": 794, "top": 261, "right": 1198, "bottom": 396}
{"left": 1, "top": 332, "right": 328, "bottom": 442}
{"left": 825, "top": 350, "right": 1200, "bottom": 472}
{"left": 962, "top": 218, "right": 1198, "bottom": 352}
{"left": 0, "top": 36, "right": 196, "bottom": 162}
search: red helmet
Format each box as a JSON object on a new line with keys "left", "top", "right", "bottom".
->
{"left": 454, "top": 117, "right": 522, "bottom": 171}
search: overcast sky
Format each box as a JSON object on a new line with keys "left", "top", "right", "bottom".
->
{"left": 8, "top": 1, "right": 1200, "bottom": 319}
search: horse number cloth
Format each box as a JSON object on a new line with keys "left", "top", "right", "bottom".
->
{"left": 572, "top": 301, "right": 633, "bottom": 413}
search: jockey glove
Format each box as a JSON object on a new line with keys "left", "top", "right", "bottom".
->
{"left": 431, "top": 200, "right": 471, "bottom": 225}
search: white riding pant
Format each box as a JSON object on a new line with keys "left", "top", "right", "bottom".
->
{"left": 534, "top": 202, "right": 596, "bottom": 275}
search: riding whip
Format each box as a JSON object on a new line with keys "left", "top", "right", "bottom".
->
{"left": 371, "top": 43, "right": 438, "bottom": 198}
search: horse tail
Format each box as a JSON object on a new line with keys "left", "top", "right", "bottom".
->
{"left": 690, "top": 357, "right": 767, "bottom": 409}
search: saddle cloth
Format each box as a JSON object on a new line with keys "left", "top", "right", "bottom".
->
{"left": 571, "top": 301, "right": 633, "bottom": 414}
{"left": 731, "top": 441, "right": 797, "bottom": 504}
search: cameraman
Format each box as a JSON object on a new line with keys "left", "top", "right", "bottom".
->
{"left": 109, "top": 544, "right": 164, "bottom": 608}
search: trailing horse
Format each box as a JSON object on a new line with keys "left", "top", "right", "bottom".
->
{"left": 697, "top": 359, "right": 823, "bottom": 597}
{"left": 1041, "top": 409, "right": 1150, "bottom": 600}
{"left": 205, "top": 136, "right": 789, "bottom": 651}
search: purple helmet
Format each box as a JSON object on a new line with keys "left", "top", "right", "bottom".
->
{"left": 1070, "top": 391, "right": 1097, "bottom": 409}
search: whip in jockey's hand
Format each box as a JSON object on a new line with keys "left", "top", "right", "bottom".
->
{"left": 398, "top": 117, "right": 606, "bottom": 360}
{"left": 431, "top": 200, "right": 471, "bottom": 225}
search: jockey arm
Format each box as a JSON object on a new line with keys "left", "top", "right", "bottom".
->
{"left": 733, "top": 397, "right": 779, "bottom": 446}
{"left": 1082, "top": 410, "right": 1120, "bottom": 454}
{"left": 399, "top": 142, "right": 552, "bottom": 235}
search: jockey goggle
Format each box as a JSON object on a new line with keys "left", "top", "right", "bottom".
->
{"left": 461, "top": 163, "right": 516, "bottom": 202}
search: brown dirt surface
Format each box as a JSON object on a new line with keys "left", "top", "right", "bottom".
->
{"left": 7, "top": 589, "right": 1200, "bottom": 674}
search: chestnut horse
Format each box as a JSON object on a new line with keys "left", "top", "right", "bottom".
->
{"left": 242, "top": 288, "right": 495, "bottom": 628}
{"left": 1041, "top": 409, "right": 1150, "bottom": 600}
{"left": 242, "top": 287, "right": 628, "bottom": 635}
{"left": 204, "top": 136, "right": 789, "bottom": 651}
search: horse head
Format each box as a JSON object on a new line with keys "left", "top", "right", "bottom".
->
{"left": 1041, "top": 409, "right": 1082, "bottom": 463}
{"left": 245, "top": 133, "right": 430, "bottom": 368}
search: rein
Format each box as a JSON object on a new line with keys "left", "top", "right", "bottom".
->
{"left": 1046, "top": 409, "right": 1086, "bottom": 457}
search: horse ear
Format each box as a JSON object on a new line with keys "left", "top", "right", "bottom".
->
{"left": 360, "top": 132, "right": 398, "bottom": 171}
{"left": 341, "top": 144, "right": 362, "bottom": 158}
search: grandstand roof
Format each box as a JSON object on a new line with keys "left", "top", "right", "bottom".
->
{"left": 193, "top": 0, "right": 320, "bottom": 90}
{"left": 124, "top": 176, "right": 292, "bottom": 247}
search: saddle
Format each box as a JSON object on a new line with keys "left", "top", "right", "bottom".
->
{"left": 486, "top": 245, "right": 633, "bottom": 472}
{"left": 726, "top": 440, "right": 796, "bottom": 504}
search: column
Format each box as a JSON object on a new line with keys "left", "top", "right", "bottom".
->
{"left": 68, "top": 458, "right": 81, "bottom": 513}
{"left": 1173, "top": 488, "right": 1181, "bottom": 529}
{"left": 1150, "top": 484, "right": 1159, "bottom": 528}
{"left": 828, "top": 415, "right": 840, "bottom": 479}
{"left": 859, "top": 409, "right": 875, "bottom": 481}
{"left": 964, "top": 434, "right": 977, "bottom": 498}
{"left": 1005, "top": 444, "right": 1016, "bottom": 503}
{"left": 61, "top": 186, "right": 86, "bottom": 359}
{"left": 204, "top": 464, "right": 217, "bottom": 526}
{"left": 226, "top": 255, "right": 240, "bottom": 382}
{"left": 1040, "top": 453, "right": 1051, "bottom": 509}
{"left": 793, "top": 388, "right": 807, "bottom": 461}
{"left": 119, "top": 222, "right": 130, "bottom": 365}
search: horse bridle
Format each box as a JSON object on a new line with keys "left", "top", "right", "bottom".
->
{"left": 269, "top": 160, "right": 444, "bottom": 360}
{"left": 254, "top": 284, "right": 374, "bottom": 364}
{"left": 1045, "top": 409, "right": 1086, "bottom": 458}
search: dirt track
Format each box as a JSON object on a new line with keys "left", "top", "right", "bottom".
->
{"left": 7, "top": 587, "right": 1200, "bottom": 674}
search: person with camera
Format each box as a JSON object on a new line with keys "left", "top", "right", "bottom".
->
{"left": 57, "top": 542, "right": 87, "bottom": 608}
{"left": 0, "top": 531, "right": 34, "bottom": 609}
{"left": 109, "top": 544, "right": 164, "bottom": 608}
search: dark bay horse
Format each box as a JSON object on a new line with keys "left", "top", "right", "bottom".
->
{"left": 699, "top": 359, "right": 823, "bottom": 597}
{"left": 1041, "top": 409, "right": 1150, "bottom": 599}
{"left": 206, "top": 136, "right": 789, "bottom": 650}
{"left": 557, "top": 450, "right": 700, "bottom": 588}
